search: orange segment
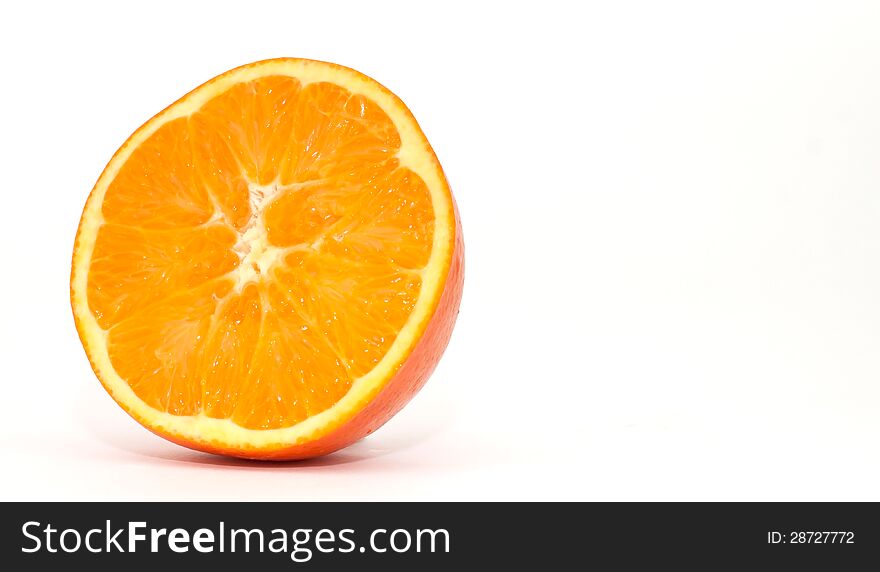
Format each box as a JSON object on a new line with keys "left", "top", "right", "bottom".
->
{"left": 320, "top": 168, "right": 436, "bottom": 269}
{"left": 262, "top": 183, "right": 356, "bottom": 247}
{"left": 199, "top": 283, "right": 263, "bottom": 421}
{"left": 233, "top": 288, "right": 352, "bottom": 429}
{"left": 71, "top": 58, "right": 463, "bottom": 460}
{"left": 189, "top": 115, "right": 253, "bottom": 230}
{"left": 274, "top": 251, "right": 422, "bottom": 378}
{"left": 195, "top": 76, "right": 302, "bottom": 185}
{"left": 88, "top": 223, "right": 239, "bottom": 329}
{"left": 102, "top": 118, "right": 214, "bottom": 229}
{"left": 280, "top": 83, "right": 401, "bottom": 185}
{"left": 107, "top": 280, "right": 233, "bottom": 415}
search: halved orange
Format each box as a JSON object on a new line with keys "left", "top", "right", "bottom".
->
{"left": 71, "top": 58, "right": 463, "bottom": 460}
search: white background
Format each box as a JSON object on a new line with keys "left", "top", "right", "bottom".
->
{"left": 1, "top": 0, "right": 880, "bottom": 500}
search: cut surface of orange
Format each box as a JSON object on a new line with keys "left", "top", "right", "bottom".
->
{"left": 71, "top": 59, "right": 463, "bottom": 459}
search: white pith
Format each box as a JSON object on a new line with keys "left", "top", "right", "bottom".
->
{"left": 230, "top": 182, "right": 286, "bottom": 291}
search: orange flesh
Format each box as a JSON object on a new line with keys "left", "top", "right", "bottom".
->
{"left": 87, "top": 77, "right": 434, "bottom": 430}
